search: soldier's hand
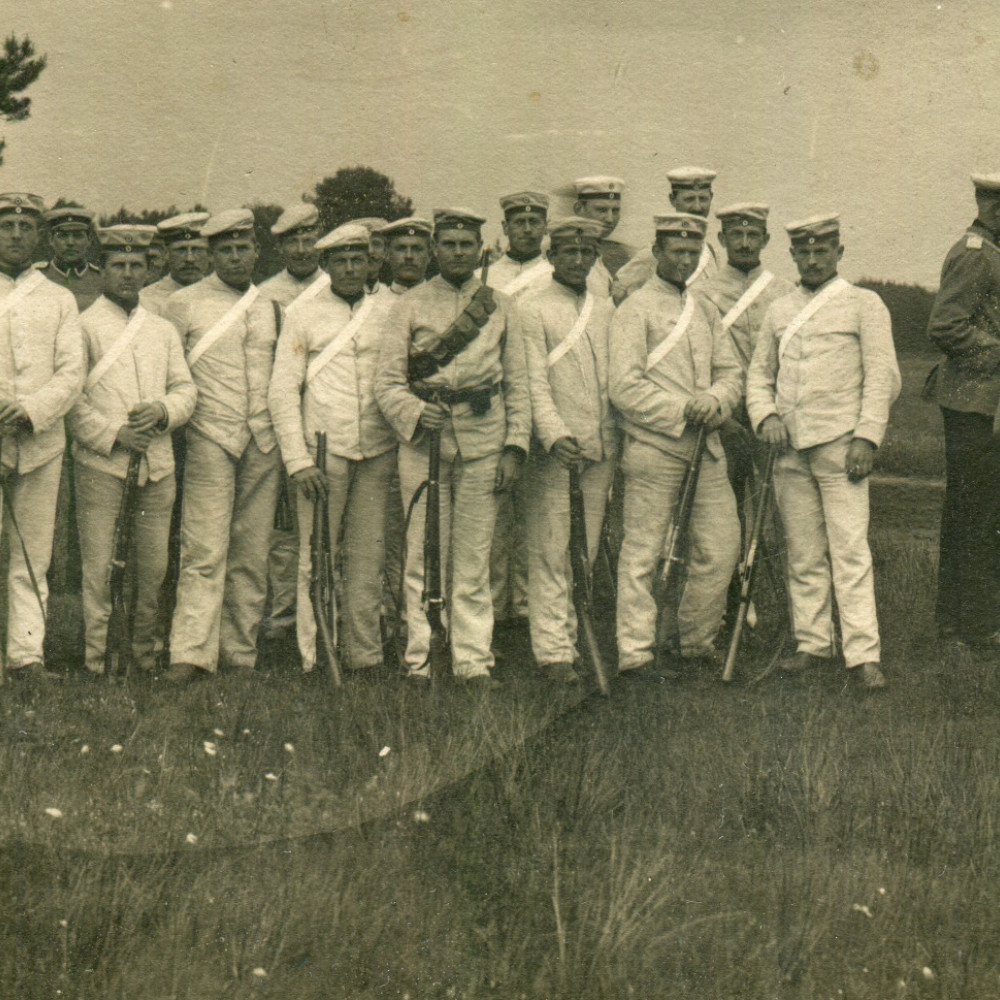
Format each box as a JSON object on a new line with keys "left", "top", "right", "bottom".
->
{"left": 116, "top": 424, "right": 154, "bottom": 454}
{"left": 684, "top": 392, "right": 721, "bottom": 426}
{"left": 0, "top": 400, "right": 31, "bottom": 431}
{"left": 846, "top": 437, "right": 876, "bottom": 482}
{"left": 418, "top": 402, "right": 448, "bottom": 432}
{"left": 129, "top": 402, "right": 169, "bottom": 434}
{"left": 551, "top": 436, "right": 582, "bottom": 468}
{"left": 292, "top": 466, "right": 327, "bottom": 503}
{"left": 758, "top": 415, "right": 789, "bottom": 451}
{"left": 494, "top": 451, "right": 523, "bottom": 493}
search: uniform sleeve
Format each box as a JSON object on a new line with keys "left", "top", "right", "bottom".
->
{"left": 374, "top": 296, "right": 425, "bottom": 443}
{"left": 745, "top": 305, "right": 780, "bottom": 432}
{"left": 927, "top": 246, "right": 1000, "bottom": 375}
{"left": 854, "top": 292, "right": 901, "bottom": 447}
{"left": 68, "top": 324, "right": 120, "bottom": 458}
{"left": 267, "top": 310, "right": 312, "bottom": 476}
{"left": 159, "top": 324, "right": 197, "bottom": 431}
{"left": 522, "top": 298, "right": 572, "bottom": 451}
{"left": 608, "top": 297, "right": 688, "bottom": 438}
{"left": 19, "top": 293, "right": 84, "bottom": 434}
{"left": 499, "top": 297, "right": 531, "bottom": 452}
{"left": 245, "top": 299, "right": 277, "bottom": 428}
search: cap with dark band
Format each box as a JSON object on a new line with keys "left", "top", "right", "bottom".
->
{"left": 786, "top": 213, "right": 839, "bottom": 245}
{"left": 377, "top": 216, "right": 433, "bottom": 239}
{"left": 201, "top": 209, "right": 255, "bottom": 240}
{"left": 315, "top": 222, "right": 371, "bottom": 253}
{"left": 667, "top": 166, "right": 717, "bottom": 190}
{"left": 654, "top": 212, "right": 708, "bottom": 239}
{"left": 97, "top": 225, "right": 156, "bottom": 251}
{"left": 158, "top": 211, "right": 210, "bottom": 246}
{"left": 548, "top": 216, "right": 604, "bottom": 247}
{"left": 0, "top": 192, "right": 45, "bottom": 217}
{"left": 44, "top": 207, "right": 95, "bottom": 230}
{"left": 432, "top": 207, "right": 487, "bottom": 234}
{"left": 573, "top": 176, "right": 625, "bottom": 201}
{"left": 500, "top": 191, "right": 549, "bottom": 217}
{"left": 716, "top": 202, "right": 769, "bottom": 229}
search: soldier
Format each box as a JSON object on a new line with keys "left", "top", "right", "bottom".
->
{"left": 259, "top": 204, "right": 329, "bottom": 634}
{"left": 571, "top": 176, "right": 634, "bottom": 297}
{"left": 378, "top": 216, "right": 433, "bottom": 294}
{"left": 162, "top": 209, "right": 282, "bottom": 682}
{"left": 352, "top": 218, "right": 390, "bottom": 292}
{"left": 482, "top": 192, "right": 552, "bottom": 627}
{"left": 140, "top": 213, "right": 211, "bottom": 318}
{"left": 0, "top": 192, "right": 84, "bottom": 682}
{"left": 613, "top": 167, "right": 718, "bottom": 302}
{"left": 269, "top": 223, "right": 397, "bottom": 674}
{"left": 70, "top": 226, "right": 196, "bottom": 675}
{"left": 927, "top": 174, "right": 1000, "bottom": 646}
{"left": 374, "top": 208, "right": 531, "bottom": 686}
{"left": 37, "top": 207, "right": 103, "bottom": 313}
{"left": 521, "top": 217, "right": 618, "bottom": 683}
{"left": 610, "top": 212, "right": 742, "bottom": 677}
{"left": 145, "top": 231, "right": 168, "bottom": 285}
{"left": 746, "top": 214, "right": 900, "bottom": 690}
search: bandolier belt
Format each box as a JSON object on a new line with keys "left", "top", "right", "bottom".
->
{"left": 410, "top": 380, "right": 501, "bottom": 416}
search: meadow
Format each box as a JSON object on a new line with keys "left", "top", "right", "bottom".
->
{"left": 4, "top": 348, "right": 999, "bottom": 1000}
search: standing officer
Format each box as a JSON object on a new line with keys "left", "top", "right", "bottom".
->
{"left": 37, "top": 207, "right": 103, "bottom": 313}
{"left": 259, "top": 204, "right": 329, "bottom": 634}
{"left": 140, "top": 213, "right": 212, "bottom": 318}
{"left": 162, "top": 209, "right": 281, "bottom": 682}
{"left": 0, "top": 193, "right": 84, "bottom": 681}
{"left": 521, "top": 217, "right": 618, "bottom": 682}
{"left": 927, "top": 174, "right": 1000, "bottom": 646}
{"left": 610, "top": 212, "right": 742, "bottom": 677}
{"left": 571, "top": 176, "right": 634, "bottom": 297}
{"left": 269, "top": 223, "right": 397, "bottom": 675}
{"left": 613, "top": 167, "right": 718, "bottom": 302}
{"left": 70, "top": 226, "right": 196, "bottom": 675}
{"left": 483, "top": 192, "right": 552, "bottom": 627}
{"left": 375, "top": 208, "right": 531, "bottom": 686}
{"left": 747, "top": 214, "right": 900, "bottom": 690}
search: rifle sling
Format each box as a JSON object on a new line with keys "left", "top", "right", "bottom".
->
{"left": 408, "top": 285, "right": 496, "bottom": 381}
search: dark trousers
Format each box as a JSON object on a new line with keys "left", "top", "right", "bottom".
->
{"left": 937, "top": 407, "right": 1000, "bottom": 640}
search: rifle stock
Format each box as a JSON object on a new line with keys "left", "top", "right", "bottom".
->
{"left": 422, "top": 427, "right": 450, "bottom": 680}
{"left": 653, "top": 425, "right": 709, "bottom": 669}
{"left": 310, "top": 431, "right": 342, "bottom": 687}
{"left": 105, "top": 450, "right": 143, "bottom": 676}
{"left": 568, "top": 464, "right": 610, "bottom": 696}
{"left": 722, "top": 446, "right": 777, "bottom": 682}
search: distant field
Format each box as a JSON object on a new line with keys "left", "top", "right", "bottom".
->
{"left": 876, "top": 352, "right": 944, "bottom": 482}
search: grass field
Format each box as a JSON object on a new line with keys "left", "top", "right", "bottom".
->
{"left": 5, "top": 352, "right": 998, "bottom": 1000}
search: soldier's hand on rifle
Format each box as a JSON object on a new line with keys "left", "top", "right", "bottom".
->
{"left": 418, "top": 401, "right": 448, "bottom": 431}
{"left": 0, "top": 399, "right": 31, "bottom": 431}
{"left": 551, "top": 435, "right": 582, "bottom": 468}
{"left": 758, "top": 414, "right": 789, "bottom": 451}
{"left": 846, "top": 437, "right": 876, "bottom": 482}
{"left": 684, "top": 392, "right": 722, "bottom": 427}
{"left": 292, "top": 466, "right": 327, "bottom": 502}
{"left": 494, "top": 448, "right": 524, "bottom": 493}
{"left": 116, "top": 424, "right": 154, "bottom": 454}
{"left": 128, "top": 402, "right": 169, "bottom": 434}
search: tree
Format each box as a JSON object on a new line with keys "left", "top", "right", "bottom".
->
{"left": 97, "top": 204, "right": 209, "bottom": 227}
{"left": 307, "top": 167, "right": 414, "bottom": 233}
{"left": 857, "top": 279, "right": 936, "bottom": 356}
{"left": 0, "top": 34, "right": 47, "bottom": 166}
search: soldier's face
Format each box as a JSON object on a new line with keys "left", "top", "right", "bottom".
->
{"left": 146, "top": 245, "right": 167, "bottom": 283}
{"left": 323, "top": 249, "right": 369, "bottom": 298}
{"left": 0, "top": 213, "right": 40, "bottom": 270}
{"left": 548, "top": 241, "right": 599, "bottom": 287}
{"left": 653, "top": 236, "right": 703, "bottom": 285}
{"left": 502, "top": 211, "right": 546, "bottom": 257}
{"left": 51, "top": 226, "right": 91, "bottom": 266}
{"left": 102, "top": 251, "right": 148, "bottom": 301}
{"left": 434, "top": 229, "right": 482, "bottom": 282}
{"left": 670, "top": 187, "right": 713, "bottom": 218}
{"left": 719, "top": 222, "right": 769, "bottom": 271}
{"left": 279, "top": 229, "right": 320, "bottom": 279}
{"left": 574, "top": 199, "right": 620, "bottom": 238}
{"left": 168, "top": 242, "right": 211, "bottom": 286}
{"left": 790, "top": 238, "right": 843, "bottom": 286}
{"left": 210, "top": 233, "right": 258, "bottom": 288}
{"left": 387, "top": 235, "right": 430, "bottom": 287}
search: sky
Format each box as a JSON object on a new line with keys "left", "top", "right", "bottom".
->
{"left": 4, "top": 0, "right": 1000, "bottom": 287}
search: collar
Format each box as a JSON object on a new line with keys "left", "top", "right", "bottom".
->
{"left": 799, "top": 273, "right": 840, "bottom": 294}
{"left": 103, "top": 292, "right": 141, "bottom": 318}
{"left": 52, "top": 260, "right": 91, "bottom": 279}
{"left": 722, "top": 262, "right": 762, "bottom": 284}
{"left": 552, "top": 274, "right": 588, "bottom": 300}
{"left": 390, "top": 279, "right": 418, "bottom": 295}
{"left": 654, "top": 273, "right": 686, "bottom": 296}
{"left": 208, "top": 272, "right": 255, "bottom": 296}
{"left": 287, "top": 266, "right": 321, "bottom": 285}
{"left": 435, "top": 273, "right": 478, "bottom": 294}
{"left": 505, "top": 249, "right": 543, "bottom": 266}
{"left": 0, "top": 262, "right": 34, "bottom": 282}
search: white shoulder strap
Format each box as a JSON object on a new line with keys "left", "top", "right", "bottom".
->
{"left": 645, "top": 294, "right": 697, "bottom": 372}
{"left": 86, "top": 305, "right": 149, "bottom": 391}
{"left": 285, "top": 270, "right": 331, "bottom": 315}
{"left": 0, "top": 270, "right": 45, "bottom": 320}
{"left": 186, "top": 286, "right": 259, "bottom": 368}
{"left": 546, "top": 293, "right": 595, "bottom": 369}
{"left": 501, "top": 258, "right": 551, "bottom": 297}
{"left": 306, "top": 296, "right": 376, "bottom": 383}
{"left": 721, "top": 270, "right": 774, "bottom": 330}
{"left": 777, "top": 277, "right": 849, "bottom": 359}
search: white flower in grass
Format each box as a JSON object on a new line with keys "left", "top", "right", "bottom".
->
{"left": 379, "top": 746, "right": 391, "bottom": 758}
{"left": 412, "top": 810, "right": 431, "bottom": 823}
{"left": 897, "top": 980, "right": 907, "bottom": 989}
{"left": 44, "top": 808, "right": 63, "bottom": 819}
{"left": 264, "top": 772, "right": 278, "bottom": 781}
{"left": 110, "top": 744, "right": 123, "bottom": 754}
{"left": 243, "top": 729, "right": 251, "bottom": 736}
{"left": 252, "top": 968, "right": 267, "bottom": 978}
{"left": 80, "top": 745, "right": 89, "bottom": 755}
{"left": 185, "top": 833, "right": 198, "bottom": 845}
{"left": 283, "top": 742, "right": 295, "bottom": 754}
{"left": 58, "top": 919, "right": 67, "bottom": 928}
{"left": 851, "top": 904, "right": 873, "bottom": 918}
{"left": 212, "top": 728, "right": 224, "bottom": 738}
{"left": 922, "top": 967, "right": 934, "bottom": 980}
{"left": 203, "top": 741, "right": 218, "bottom": 757}
{"left": 878, "top": 887, "right": 887, "bottom": 895}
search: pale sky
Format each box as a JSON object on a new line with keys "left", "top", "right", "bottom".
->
{"left": 4, "top": 0, "right": 1000, "bottom": 286}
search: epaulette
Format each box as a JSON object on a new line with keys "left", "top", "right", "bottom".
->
{"left": 88, "top": 262, "right": 101, "bottom": 272}
{"left": 33, "top": 260, "right": 49, "bottom": 269}
{"left": 966, "top": 234, "right": 984, "bottom": 250}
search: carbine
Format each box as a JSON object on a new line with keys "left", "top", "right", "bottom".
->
{"left": 310, "top": 431, "right": 342, "bottom": 686}
{"left": 653, "top": 425, "right": 709, "bottom": 671}
{"left": 568, "top": 462, "right": 610, "bottom": 696}
{"left": 722, "top": 446, "right": 777, "bottom": 682}
{"left": 422, "top": 426, "right": 449, "bottom": 681}
{"left": 105, "top": 450, "right": 142, "bottom": 675}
